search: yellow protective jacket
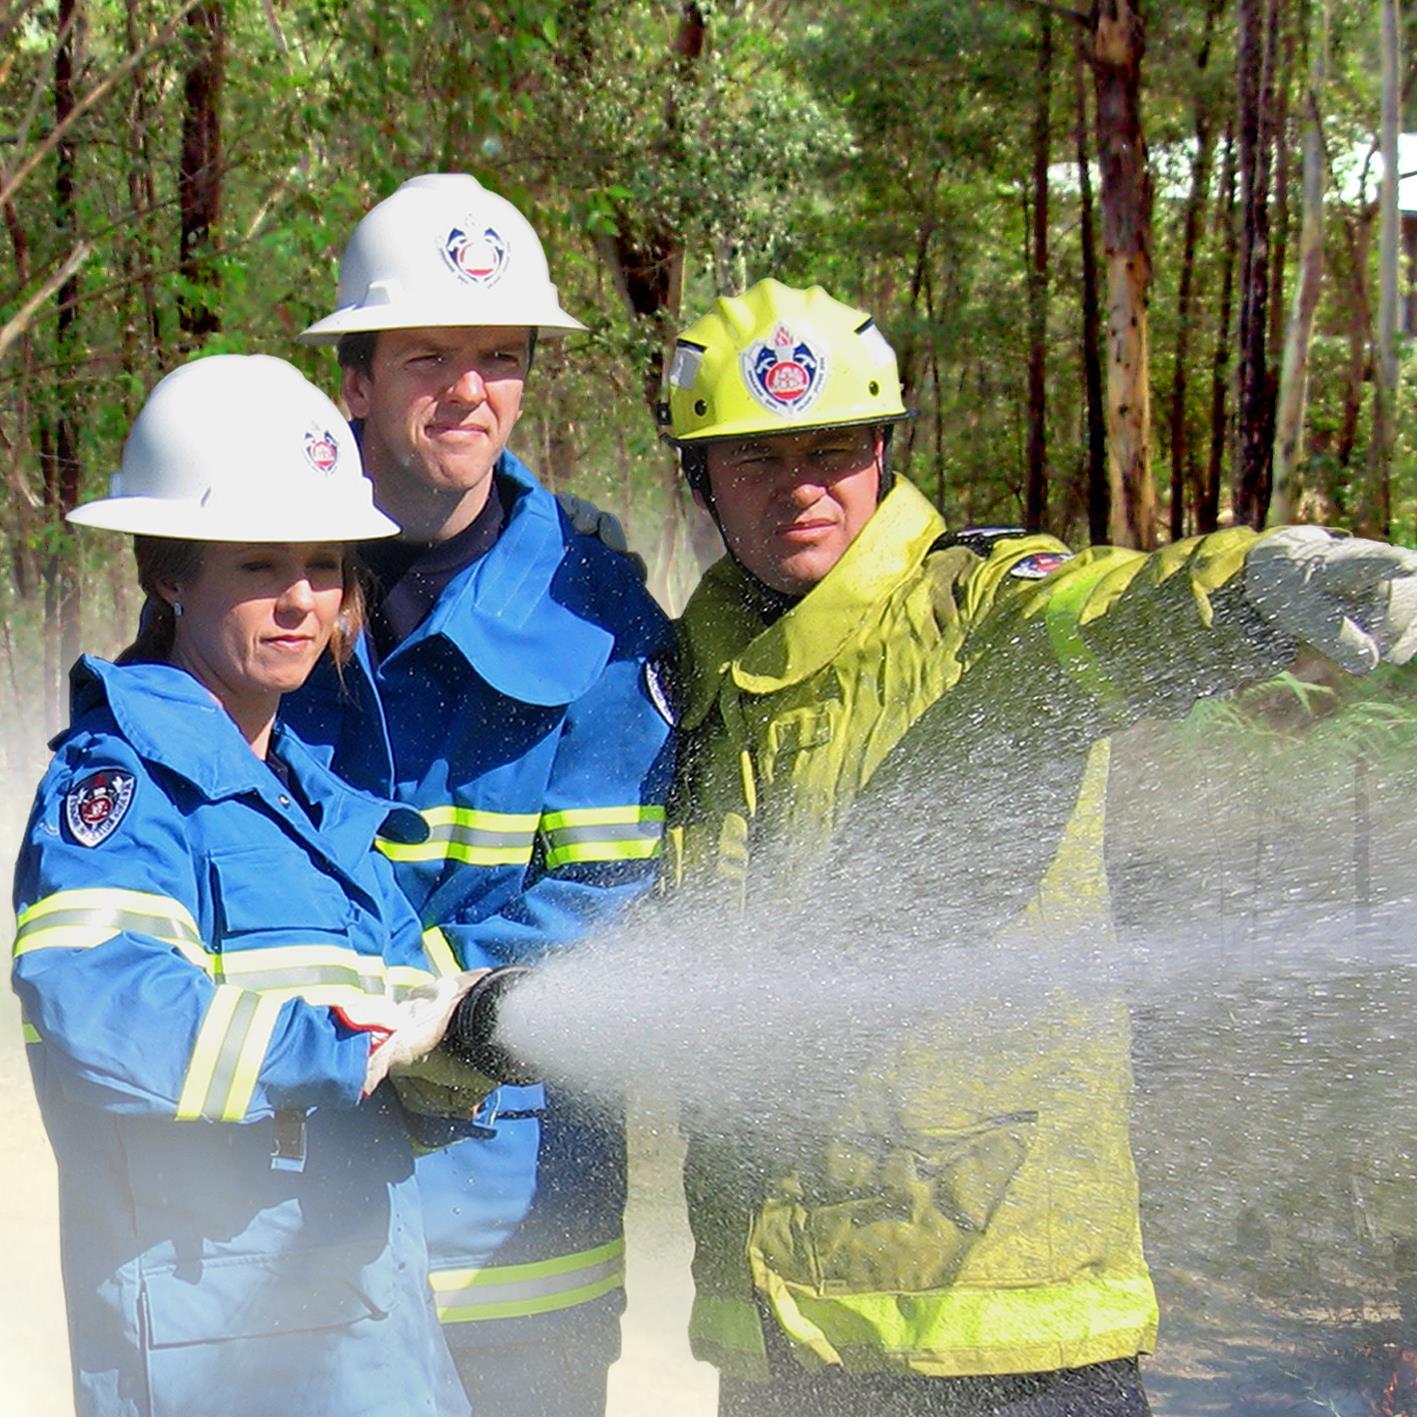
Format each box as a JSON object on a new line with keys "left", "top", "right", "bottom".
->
{"left": 671, "top": 479, "right": 1290, "bottom": 1380}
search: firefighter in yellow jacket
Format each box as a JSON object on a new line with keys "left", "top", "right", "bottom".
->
{"left": 661, "top": 279, "right": 1417, "bottom": 1416}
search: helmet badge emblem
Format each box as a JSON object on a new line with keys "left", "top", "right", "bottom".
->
{"left": 303, "top": 429, "right": 340, "bottom": 474}
{"left": 442, "top": 224, "right": 509, "bottom": 286}
{"left": 741, "top": 323, "right": 826, "bottom": 416}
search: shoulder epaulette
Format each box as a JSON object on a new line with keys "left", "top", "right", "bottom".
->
{"left": 930, "top": 525, "right": 1029, "bottom": 558}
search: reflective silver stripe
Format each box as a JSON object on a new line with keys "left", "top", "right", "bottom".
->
{"left": 390, "top": 963, "right": 439, "bottom": 996}
{"left": 14, "top": 888, "right": 203, "bottom": 965}
{"left": 14, "top": 904, "right": 201, "bottom": 948}
{"left": 431, "top": 1238, "right": 626, "bottom": 1322}
{"left": 430, "top": 823, "right": 537, "bottom": 849}
{"left": 176, "top": 987, "right": 283, "bottom": 1122}
{"left": 540, "top": 806, "right": 666, "bottom": 868}
{"left": 215, "top": 946, "right": 387, "bottom": 994}
{"left": 379, "top": 807, "right": 539, "bottom": 866}
{"left": 543, "top": 821, "right": 665, "bottom": 846}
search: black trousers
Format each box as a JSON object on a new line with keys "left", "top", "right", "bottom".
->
{"left": 719, "top": 1357, "right": 1153, "bottom": 1417}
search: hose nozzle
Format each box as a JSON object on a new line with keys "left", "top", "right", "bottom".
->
{"left": 446, "top": 965, "right": 537, "bottom": 1086}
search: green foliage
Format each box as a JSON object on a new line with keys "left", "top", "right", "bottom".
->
{"left": 1170, "top": 658, "right": 1417, "bottom": 802}
{"left": 0, "top": 0, "right": 1412, "bottom": 710}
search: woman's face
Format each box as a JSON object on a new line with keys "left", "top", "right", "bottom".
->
{"left": 164, "top": 542, "right": 346, "bottom": 734}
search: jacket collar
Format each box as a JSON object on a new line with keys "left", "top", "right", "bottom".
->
{"left": 387, "top": 449, "right": 613, "bottom": 706}
{"left": 678, "top": 479, "right": 946, "bottom": 730}
{"left": 67, "top": 656, "right": 424, "bottom": 870}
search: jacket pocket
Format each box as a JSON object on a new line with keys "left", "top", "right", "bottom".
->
{"left": 208, "top": 848, "right": 355, "bottom": 942}
{"left": 764, "top": 708, "right": 834, "bottom": 759}
{"left": 142, "top": 1241, "right": 397, "bottom": 1345}
{"left": 749, "top": 1111, "right": 1037, "bottom": 1296}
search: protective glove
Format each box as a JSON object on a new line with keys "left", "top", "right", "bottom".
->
{"left": 389, "top": 1049, "right": 501, "bottom": 1120}
{"left": 555, "top": 491, "right": 649, "bottom": 582}
{"left": 333, "top": 970, "right": 487, "bottom": 1097}
{"left": 1244, "top": 526, "right": 1417, "bottom": 674}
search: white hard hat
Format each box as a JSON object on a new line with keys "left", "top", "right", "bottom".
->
{"left": 299, "top": 173, "right": 586, "bottom": 343}
{"left": 67, "top": 354, "right": 399, "bottom": 542}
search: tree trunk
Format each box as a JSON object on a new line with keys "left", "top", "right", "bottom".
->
{"left": 1091, "top": 0, "right": 1156, "bottom": 550}
{"left": 1074, "top": 30, "right": 1108, "bottom": 544}
{"left": 1025, "top": 10, "right": 1052, "bottom": 533}
{"left": 128, "top": 0, "right": 161, "bottom": 354}
{"left": 178, "top": 0, "right": 224, "bottom": 343}
{"left": 1202, "top": 123, "right": 1239, "bottom": 534}
{"left": 1324, "top": 202, "right": 1373, "bottom": 483}
{"left": 598, "top": 1, "right": 705, "bottom": 413}
{"left": 1168, "top": 0, "right": 1222, "bottom": 541}
{"left": 1234, "top": 0, "right": 1277, "bottom": 527}
{"left": 2, "top": 200, "right": 41, "bottom": 601}
{"left": 1358, "top": 0, "right": 1400, "bottom": 538}
{"left": 1268, "top": 0, "right": 1327, "bottom": 526}
{"left": 45, "top": 0, "right": 83, "bottom": 733}
{"left": 896, "top": 219, "right": 935, "bottom": 468}
{"left": 1267, "top": 0, "right": 1293, "bottom": 360}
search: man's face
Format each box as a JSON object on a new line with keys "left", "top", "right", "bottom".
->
{"left": 703, "top": 425, "right": 883, "bottom": 594}
{"left": 342, "top": 325, "right": 530, "bottom": 511}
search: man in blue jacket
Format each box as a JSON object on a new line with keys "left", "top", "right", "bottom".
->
{"left": 287, "top": 174, "right": 675, "bottom": 1417}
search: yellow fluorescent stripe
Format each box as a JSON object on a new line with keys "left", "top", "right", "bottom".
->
{"left": 420, "top": 926, "right": 460, "bottom": 979}
{"left": 14, "top": 887, "right": 205, "bottom": 966}
{"left": 219, "top": 993, "right": 283, "bottom": 1122}
{"left": 13, "top": 924, "right": 120, "bottom": 955}
{"left": 390, "top": 964, "right": 438, "bottom": 994}
{"left": 22, "top": 1023, "right": 40, "bottom": 1044}
{"left": 233, "top": 983, "right": 387, "bottom": 1007}
{"left": 541, "top": 805, "right": 666, "bottom": 831}
{"left": 216, "top": 944, "right": 387, "bottom": 983}
{"left": 378, "top": 841, "right": 535, "bottom": 866}
{"left": 545, "top": 839, "right": 663, "bottom": 869}
{"left": 176, "top": 985, "right": 243, "bottom": 1121}
{"left": 16, "top": 886, "right": 199, "bottom": 935}
{"left": 430, "top": 1238, "right": 625, "bottom": 1291}
{"left": 446, "top": 843, "right": 533, "bottom": 866}
{"left": 419, "top": 806, "right": 541, "bottom": 831}
{"left": 436, "top": 1271, "right": 623, "bottom": 1323}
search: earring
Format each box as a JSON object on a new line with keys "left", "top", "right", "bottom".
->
{"left": 172, "top": 602, "right": 183, "bottom": 618}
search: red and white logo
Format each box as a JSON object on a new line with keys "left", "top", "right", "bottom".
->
{"left": 442, "top": 224, "right": 509, "bottom": 286}
{"left": 64, "top": 769, "right": 136, "bottom": 847}
{"left": 303, "top": 429, "right": 340, "bottom": 474}
{"left": 741, "top": 324, "right": 827, "bottom": 416}
{"left": 1008, "top": 551, "right": 1073, "bottom": 581}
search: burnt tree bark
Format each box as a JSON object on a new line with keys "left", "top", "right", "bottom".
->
{"left": 1233, "top": 0, "right": 1279, "bottom": 527}
{"left": 44, "top": 0, "right": 83, "bottom": 731}
{"left": 1203, "top": 124, "right": 1239, "bottom": 534}
{"left": 1168, "top": 0, "right": 1223, "bottom": 541}
{"left": 1070, "top": 29, "right": 1108, "bottom": 545}
{"left": 178, "top": 0, "right": 224, "bottom": 342}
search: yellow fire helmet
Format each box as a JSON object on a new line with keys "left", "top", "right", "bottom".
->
{"left": 660, "top": 279, "right": 910, "bottom": 446}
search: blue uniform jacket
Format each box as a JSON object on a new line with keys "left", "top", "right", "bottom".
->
{"left": 285, "top": 450, "right": 675, "bottom": 1355}
{"left": 11, "top": 658, "right": 468, "bottom": 1417}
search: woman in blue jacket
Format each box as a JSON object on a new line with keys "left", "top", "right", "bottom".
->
{"left": 11, "top": 355, "right": 472, "bottom": 1417}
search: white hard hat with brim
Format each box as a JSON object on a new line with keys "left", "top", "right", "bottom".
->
{"left": 68, "top": 354, "right": 398, "bottom": 543}
{"left": 298, "top": 173, "right": 586, "bottom": 344}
